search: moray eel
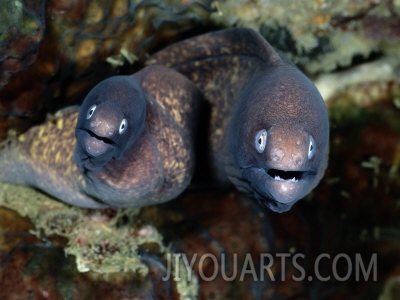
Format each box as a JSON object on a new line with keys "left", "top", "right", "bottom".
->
{"left": 147, "top": 28, "right": 329, "bottom": 213}
{"left": 0, "top": 65, "right": 201, "bottom": 208}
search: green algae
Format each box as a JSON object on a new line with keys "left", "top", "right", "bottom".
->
{"left": 0, "top": 183, "right": 147, "bottom": 273}
{"left": 0, "top": 0, "right": 44, "bottom": 53}
{"left": 1, "top": 1, "right": 24, "bottom": 42}
{"left": 379, "top": 276, "right": 400, "bottom": 300}
{"left": 0, "top": 182, "right": 199, "bottom": 298}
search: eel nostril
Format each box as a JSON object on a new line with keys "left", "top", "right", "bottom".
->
{"left": 271, "top": 148, "right": 284, "bottom": 162}
{"left": 291, "top": 153, "right": 304, "bottom": 166}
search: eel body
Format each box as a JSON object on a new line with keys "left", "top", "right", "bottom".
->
{"left": 147, "top": 28, "right": 329, "bottom": 212}
{"left": 0, "top": 65, "right": 201, "bottom": 208}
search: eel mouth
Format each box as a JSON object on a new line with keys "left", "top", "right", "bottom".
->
{"left": 239, "top": 166, "right": 318, "bottom": 212}
{"left": 267, "top": 169, "right": 303, "bottom": 182}
{"left": 77, "top": 128, "right": 115, "bottom": 158}
{"left": 81, "top": 128, "right": 115, "bottom": 145}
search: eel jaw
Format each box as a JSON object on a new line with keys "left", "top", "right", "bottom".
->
{"left": 241, "top": 167, "right": 316, "bottom": 213}
{"left": 79, "top": 128, "right": 114, "bottom": 157}
{"left": 265, "top": 167, "right": 316, "bottom": 203}
{"left": 267, "top": 169, "right": 304, "bottom": 182}
{"left": 75, "top": 128, "right": 116, "bottom": 171}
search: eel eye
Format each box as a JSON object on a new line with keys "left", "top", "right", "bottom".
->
{"left": 119, "top": 118, "right": 128, "bottom": 135}
{"left": 255, "top": 129, "right": 267, "bottom": 154}
{"left": 308, "top": 135, "right": 316, "bottom": 159}
{"left": 86, "top": 104, "right": 96, "bottom": 119}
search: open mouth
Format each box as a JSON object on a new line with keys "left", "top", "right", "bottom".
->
{"left": 240, "top": 166, "right": 316, "bottom": 208}
{"left": 267, "top": 169, "right": 304, "bottom": 182}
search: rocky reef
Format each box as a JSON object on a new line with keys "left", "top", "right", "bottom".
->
{"left": 212, "top": 0, "right": 400, "bottom": 74}
{"left": 0, "top": 0, "right": 214, "bottom": 140}
{"left": 1, "top": 76, "right": 400, "bottom": 297}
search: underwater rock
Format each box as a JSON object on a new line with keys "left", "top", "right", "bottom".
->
{"left": 0, "top": 185, "right": 304, "bottom": 299}
{"left": 0, "top": 245, "right": 189, "bottom": 299}
{"left": 2, "top": 0, "right": 400, "bottom": 141}
{"left": 0, "top": 183, "right": 199, "bottom": 299}
{"left": 211, "top": 0, "right": 400, "bottom": 73}
{"left": 0, "top": 0, "right": 45, "bottom": 89}
{"left": 0, "top": 0, "right": 214, "bottom": 141}
{"left": 162, "top": 191, "right": 305, "bottom": 299}
{"left": 379, "top": 267, "right": 400, "bottom": 300}
{"left": 315, "top": 56, "right": 400, "bottom": 101}
{"left": 1, "top": 59, "right": 400, "bottom": 299}
{"left": 1, "top": 71, "right": 400, "bottom": 298}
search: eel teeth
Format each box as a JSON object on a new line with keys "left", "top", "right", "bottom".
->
{"left": 274, "top": 175, "right": 298, "bottom": 182}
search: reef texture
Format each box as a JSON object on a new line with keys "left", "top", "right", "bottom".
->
{"left": 0, "top": 183, "right": 199, "bottom": 299}
{"left": 2, "top": 0, "right": 400, "bottom": 141}
{"left": 1, "top": 76, "right": 400, "bottom": 298}
{"left": 0, "top": 0, "right": 45, "bottom": 89}
{"left": 212, "top": 0, "right": 400, "bottom": 73}
{"left": 0, "top": 0, "right": 213, "bottom": 140}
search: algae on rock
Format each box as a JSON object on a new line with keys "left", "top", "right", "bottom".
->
{"left": 0, "top": 182, "right": 199, "bottom": 298}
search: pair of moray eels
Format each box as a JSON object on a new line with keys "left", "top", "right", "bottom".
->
{"left": 0, "top": 28, "right": 329, "bottom": 213}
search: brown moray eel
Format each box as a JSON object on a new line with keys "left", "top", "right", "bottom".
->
{"left": 0, "top": 65, "right": 201, "bottom": 208}
{"left": 147, "top": 28, "right": 329, "bottom": 213}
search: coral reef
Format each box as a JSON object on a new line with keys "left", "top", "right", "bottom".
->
{"left": 0, "top": 0, "right": 45, "bottom": 88}
{"left": 0, "top": 0, "right": 214, "bottom": 140}
{"left": 0, "top": 183, "right": 199, "bottom": 298}
{"left": 1, "top": 74, "right": 400, "bottom": 297}
{"left": 212, "top": 0, "right": 400, "bottom": 73}
{"left": 2, "top": 0, "right": 400, "bottom": 140}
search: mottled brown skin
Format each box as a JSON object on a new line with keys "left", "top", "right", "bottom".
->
{"left": 0, "top": 65, "right": 201, "bottom": 208}
{"left": 147, "top": 28, "right": 329, "bottom": 212}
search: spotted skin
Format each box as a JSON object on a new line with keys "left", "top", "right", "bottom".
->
{"left": 0, "top": 65, "right": 202, "bottom": 208}
{"left": 147, "top": 28, "right": 329, "bottom": 212}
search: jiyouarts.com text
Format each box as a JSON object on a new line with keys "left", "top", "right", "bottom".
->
{"left": 162, "top": 253, "right": 377, "bottom": 282}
